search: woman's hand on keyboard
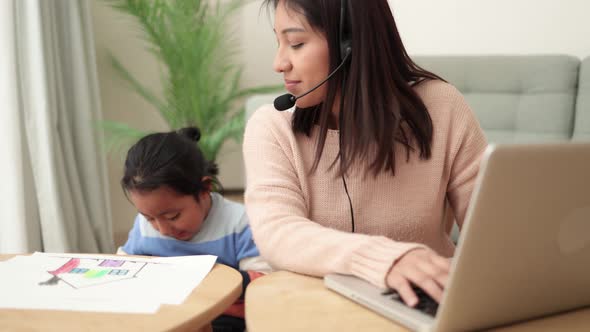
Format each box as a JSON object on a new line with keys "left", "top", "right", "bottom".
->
{"left": 385, "top": 248, "right": 451, "bottom": 307}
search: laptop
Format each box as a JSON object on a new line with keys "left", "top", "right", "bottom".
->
{"left": 325, "top": 143, "right": 590, "bottom": 331}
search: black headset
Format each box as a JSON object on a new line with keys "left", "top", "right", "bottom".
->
{"left": 339, "top": 0, "right": 352, "bottom": 62}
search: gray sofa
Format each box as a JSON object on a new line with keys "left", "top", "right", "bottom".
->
{"left": 246, "top": 55, "right": 590, "bottom": 144}
{"left": 575, "top": 57, "right": 590, "bottom": 141}
{"left": 414, "top": 55, "right": 590, "bottom": 143}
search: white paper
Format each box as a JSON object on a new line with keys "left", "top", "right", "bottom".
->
{"left": 0, "top": 253, "right": 217, "bottom": 313}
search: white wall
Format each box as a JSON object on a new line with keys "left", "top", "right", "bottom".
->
{"left": 240, "top": 0, "right": 590, "bottom": 89}
{"left": 388, "top": 0, "right": 590, "bottom": 57}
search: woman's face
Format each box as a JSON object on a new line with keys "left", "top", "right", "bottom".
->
{"left": 130, "top": 186, "right": 211, "bottom": 241}
{"left": 273, "top": 0, "right": 330, "bottom": 108}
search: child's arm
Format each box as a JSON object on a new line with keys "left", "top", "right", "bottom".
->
{"left": 118, "top": 215, "right": 143, "bottom": 255}
{"left": 234, "top": 212, "right": 273, "bottom": 273}
{"left": 223, "top": 217, "right": 272, "bottom": 318}
{"left": 239, "top": 256, "right": 272, "bottom": 273}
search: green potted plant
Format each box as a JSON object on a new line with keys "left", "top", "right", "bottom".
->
{"left": 103, "top": 0, "right": 279, "bottom": 161}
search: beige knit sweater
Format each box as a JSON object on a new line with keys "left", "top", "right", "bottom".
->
{"left": 243, "top": 80, "right": 488, "bottom": 288}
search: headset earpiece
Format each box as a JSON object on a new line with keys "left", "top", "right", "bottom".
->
{"left": 341, "top": 41, "right": 352, "bottom": 61}
{"left": 339, "top": 0, "right": 352, "bottom": 62}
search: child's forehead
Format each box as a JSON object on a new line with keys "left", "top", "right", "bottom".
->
{"left": 132, "top": 185, "right": 184, "bottom": 197}
{"left": 130, "top": 187, "right": 190, "bottom": 212}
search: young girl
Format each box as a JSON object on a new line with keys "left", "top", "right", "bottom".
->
{"left": 243, "top": 0, "right": 487, "bottom": 308}
{"left": 119, "top": 126, "right": 268, "bottom": 331}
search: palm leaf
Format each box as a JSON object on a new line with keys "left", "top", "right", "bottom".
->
{"left": 98, "top": 120, "right": 150, "bottom": 156}
{"left": 104, "top": 0, "right": 281, "bottom": 162}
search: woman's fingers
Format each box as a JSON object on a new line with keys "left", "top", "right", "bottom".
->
{"left": 387, "top": 249, "right": 452, "bottom": 306}
{"left": 387, "top": 274, "right": 419, "bottom": 307}
{"left": 433, "top": 270, "right": 449, "bottom": 287}
{"left": 413, "top": 262, "right": 446, "bottom": 289}
{"left": 418, "top": 252, "right": 451, "bottom": 287}
{"left": 408, "top": 274, "right": 445, "bottom": 303}
{"left": 415, "top": 260, "right": 445, "bottom": 285}
{"left": 430, "top": 253, "right": 452, "bottom": 273}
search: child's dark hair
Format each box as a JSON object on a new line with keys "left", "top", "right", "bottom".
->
{"left": 121, "top": 127, "right": 221, "bottom": 201}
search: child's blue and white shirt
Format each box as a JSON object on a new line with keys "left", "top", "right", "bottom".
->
{"left": 119, "top": 193, "right": 268, "bottom": 271}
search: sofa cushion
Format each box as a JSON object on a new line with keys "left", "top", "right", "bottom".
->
{"left": 573, "top": 56, "right": 590, "bottom": 141}
{"left": 414, "top": 55, "right": 580, "bottom": 143}
{"left": 245, "top": 93, "right": 281, "bottom": 120}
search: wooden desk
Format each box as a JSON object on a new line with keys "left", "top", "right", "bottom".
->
{"left": 0, "top": 254, "right": 242, "bottom": 332}
{"left": 245, "top": 271, "right": 590, "bottom": 332}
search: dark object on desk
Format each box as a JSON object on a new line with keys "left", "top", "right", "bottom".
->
{"left": 212, "top": 315, "right": 246, "bottom": 332}
{"left": 382, "top": 286, "right": 438, "bottom": 317}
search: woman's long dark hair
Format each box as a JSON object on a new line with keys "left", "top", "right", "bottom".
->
{"left": 121, "top": 127, "right": 221, "bottom": 201}
{"left": 264, "top": 0, "right": 443, "bottom": 176}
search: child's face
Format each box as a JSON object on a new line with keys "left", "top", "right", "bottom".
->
{"left": 130, "top": 186, "right": 211, "bottom": 241}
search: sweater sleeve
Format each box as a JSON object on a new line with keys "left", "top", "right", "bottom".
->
{"left": 445, "top": 92, "right": 488, "bottom": 227}
{"left": 243, "top": 106, "right": 424, "bottom": 289}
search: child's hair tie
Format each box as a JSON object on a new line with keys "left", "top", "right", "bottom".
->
{"left": 177, "top": 127, "right": 201, "bottom": 142}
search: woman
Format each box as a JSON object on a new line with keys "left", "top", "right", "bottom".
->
{"left": 243, "top": 0, "right": 487, "bottom": 307}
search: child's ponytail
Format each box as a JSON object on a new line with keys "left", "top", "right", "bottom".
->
{"left": 176, "top": 126, "right": 220, "bottom": 178}
{"left": 122, "top": 126, "right": 223, "bottom": 200}
{"left": 177, "top": 127, "right": 201, "bottom": 142}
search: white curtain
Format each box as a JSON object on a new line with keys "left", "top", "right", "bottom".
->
{"left": 0, "top": 0, "right": 114, "bottom": 253}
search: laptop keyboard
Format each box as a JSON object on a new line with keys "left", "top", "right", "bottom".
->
{"left": 381, "top": 286, "right": 439, "bottom": 317}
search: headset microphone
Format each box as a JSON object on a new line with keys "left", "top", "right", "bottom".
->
{"left": 273, "top": 50, "right": 351, "bottom": 111}
{"left": 273, "top": 93, "right": 296, "bottom": 112}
